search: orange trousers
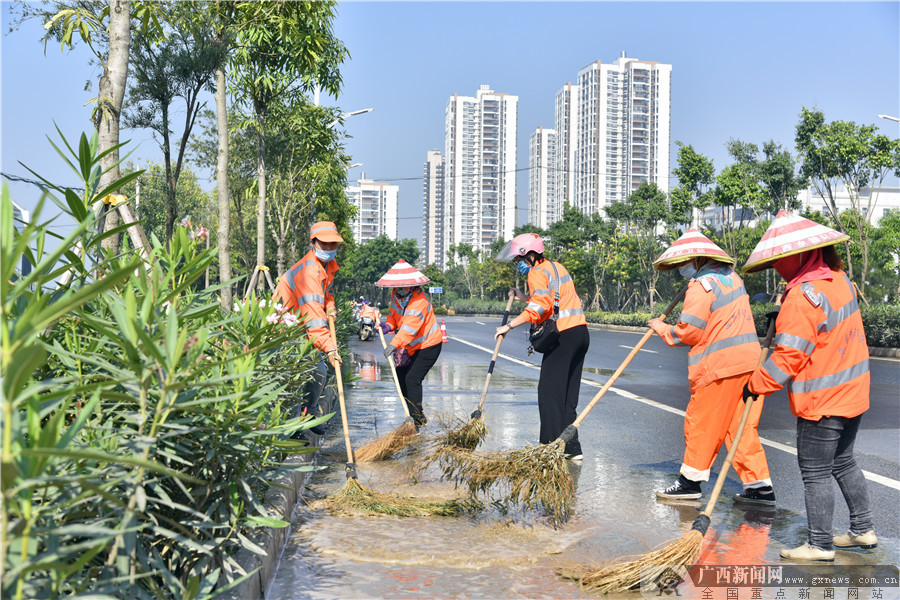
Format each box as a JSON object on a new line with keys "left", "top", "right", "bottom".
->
{"left": 681, "top": 372, "right": 771, "bottom": 488}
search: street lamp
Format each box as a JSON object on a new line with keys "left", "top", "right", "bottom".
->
{"left": 329, "top": 108, "right": 374, "bottom": 129}
{"left": 877, "top": 114, "right": 900, "bottom": 123}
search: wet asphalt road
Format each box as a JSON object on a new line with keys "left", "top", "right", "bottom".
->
{"left": 267, "top": 316, "right": 899, "bottom": 599}
{"left": 441, "top": 315, "right": 900, "bottom": 539}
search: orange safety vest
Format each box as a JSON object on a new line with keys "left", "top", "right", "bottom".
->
{"left": 359, "top": 305, "right": 380, "bottom": 321}
{"left": 749, "top": 271, "right": 869, "bottom": 420}
{"left": 386, "top": 287, "right": 442, "bottom": 355}
{"left": 658, "top": 272, "right": 761, "bottom": 391}
{"left": 274, "top": 249, "right": 339, "bottom": 353}
{"left": 523, "top": 260, "right": 586, "bottom": 332}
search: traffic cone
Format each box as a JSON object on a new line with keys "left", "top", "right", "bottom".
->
{"left": 441, "top": 319, "right": 449, "bottom": 343}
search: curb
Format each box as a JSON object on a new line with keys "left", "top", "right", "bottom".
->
{"left": 219, "top": 387, "right": 338, "bottom": 600}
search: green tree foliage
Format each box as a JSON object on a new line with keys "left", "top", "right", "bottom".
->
{"left": 123, "top": 2, "right": 227, "bottom": 243}
{"left": 670, "top": 141, "right": 716, "bottom": 226}
{"left": 795, "top": 106, "right": 900, "bottom": 292}
{"left": 339, "top": 236, "right": 421, "bottom": 303}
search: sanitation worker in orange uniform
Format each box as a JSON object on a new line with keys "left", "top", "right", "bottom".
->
{"left": 375, "top": 260, "right": 443, "bottom": 430}
{"left": 275, "top": 221, "right": 345, "bottom": 435}
{"left": 743, "top": 211, "right": 876, "bottom": 562}
{"left": 648, "top": 229, "right": 773, "bottom": 505}
{"left": 493, "top": 233, "right": 589, "bottom": 460}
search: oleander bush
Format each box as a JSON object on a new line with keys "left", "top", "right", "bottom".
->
{"left": 1, "top": 132, "right": 332, "bottom": 599}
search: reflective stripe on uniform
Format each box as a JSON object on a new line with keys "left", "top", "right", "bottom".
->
{"left": 762, "top": 356, "right": 793, "bottom": 386}
{"left": 679, "top": 312, "right": 708, "bottom": 329}
{"left": 710, "top": 286, "right": 748, "bottom": 312}
{"left": 688, "top": 332, "right": 759, "bottom": 366}
{"left": 558, "top": 307, "right": 583, "bottom": 319}
{"left": 297, "top": 293, "right": 325, "bottom": 305}
{"left": 775, "top": 333, "right": 816, "bottom": 356}
{"left": 409, "top": 323, "right": 440, "bottom": 348}
{"left": 789, "top": 358, "right": 870, "bottom": 394}
{"left": 527, "top": 302, "right": 546, "bottom": 316}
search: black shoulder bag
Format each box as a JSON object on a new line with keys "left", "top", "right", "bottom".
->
{"left": 527, "top": 261, "right": 560, "bottom": 354}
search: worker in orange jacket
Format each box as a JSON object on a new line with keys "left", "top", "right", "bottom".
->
{"left": 375, "top": 260, "right": 443, "bottom": 429}
{"left": 275, "top": 221, "right": 344, "bottom": 435}
{"left": 743, "top": 211, "right": 876, "bottom": 562}
{"left": 649, "top": 229, "right": 772, "bottom": 505}
{"left": 494, "top": 233, "right": 589, "bottom": 459}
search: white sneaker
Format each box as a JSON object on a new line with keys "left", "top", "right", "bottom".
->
{"left": 833, "top": 530, "right": 877, "bottom": 549}
{"left": 780, "top": 543, "right": 835, "bottom": 561}
{"left": 567, "top": 454, "right": 583, "bottom": 462}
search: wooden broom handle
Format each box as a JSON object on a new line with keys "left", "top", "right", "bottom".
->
{"left": 476, "top": 294, "right": 516, "bottom": 412}
{"left": 701, "top": 297, "right": 780, "bottom": 516}
{"left": 376, "top": 314, "right": 412, "bottom": 419}
{"left": 328, "top": 315, "right": 355, "bottom": 465}
{"left": 571, "top": 285, "right": 689, "bottom": 429}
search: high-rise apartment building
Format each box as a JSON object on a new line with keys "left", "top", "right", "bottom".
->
{"left": 528, "top": 127, "right": 558, "bottom": 229}
{"left": 554, "top": 82, "right": 579, "bottom": 214}
{"left": 346, "top": 173, "right": 399, "bottom": 244}
{"left": 444, "top": 85, "right": 518, "bottom": 258}
{"left": 554, "top": 52, "right": 671, "bottom": 219}
{"left": 421, "top": 150, "right": 445, "bottom": 268}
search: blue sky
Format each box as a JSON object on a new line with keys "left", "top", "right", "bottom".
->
{"left": 3, "top": 1, "right": 899, "bottom": 241}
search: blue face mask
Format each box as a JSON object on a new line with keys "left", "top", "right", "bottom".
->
{"left": 515, "top": 260, "right": 531, "bottom": 276}
{"left": 315, "top": 248, "right": 337, "bottom": 263}
{"left": 678, "top": 263, "right": 697, "bottom": 280}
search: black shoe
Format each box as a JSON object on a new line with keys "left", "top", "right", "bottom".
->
{"left": 734, "top": 486, "right": 776, "bottom": 508}
{"left": 657, "top": 475, "right": 702, "bottom": 500}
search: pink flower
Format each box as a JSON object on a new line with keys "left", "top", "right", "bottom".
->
{"left": 282, "top": 313, "right": 299, "bottom": 327}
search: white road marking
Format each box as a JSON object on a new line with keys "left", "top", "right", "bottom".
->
{"left": 449, "top": 334, "right": 900, "bottom": 491}
{"left": 475, "top": 321, "right": 486, "bottom": 326}
{"left": 619, "top": 344, "right": 657, "bottom": 354}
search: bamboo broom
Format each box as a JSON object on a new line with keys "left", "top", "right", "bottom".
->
{"left": 354, "top": 314, "right": 419, "bottom": 462}
{"left": 559, "top": 302, "right": 779, "bottom": 593}
{"left": 319, "top": 316, "right": 476, "bottom": 517}
{"left": 438, "top": 286, "right": 689, "bottom": 524}
{"left": 437, "top": 294, "right": 516, "bottom": 451}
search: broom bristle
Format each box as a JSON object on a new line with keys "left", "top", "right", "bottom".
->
{"left": 558, "top": 529, "right": 704, "bottom": 593}
{"left": 439, "top": 415, "right": 487, "bottom": 450}
{"left": 318, "top": 476, "right": 482, "bottom": 517}
{"left": 432, "top": 439, "right": 573, "bottom": 523}
{"left": 354, "top": 421, "right": 419, "bottom": 462}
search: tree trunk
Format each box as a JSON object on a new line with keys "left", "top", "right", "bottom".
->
{"left": 163, "top": 104, "right": 175, "bottom": 244}
{"left": 215, "top": 67, "right": 232, "bottom": 309}
{"left": 255, "top": 109, "right": 267, "bottom": 290}
{"left": 99, "top": 0, "right": 131, "bottom": 253}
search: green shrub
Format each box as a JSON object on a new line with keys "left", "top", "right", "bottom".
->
{"left": 2, "top": 132, "right": 329, "bottom": 600}
{"left": 447, "top": 298, "right": 510, "bottom": 315}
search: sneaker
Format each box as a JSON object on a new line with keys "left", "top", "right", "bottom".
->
{"left": 733, "top": 485, "right": 776, "bottom": 508}
{"left": 567, "top": 454, "right": 584, "bottom": 462}
{"left": 833, "top": 530, "right": 878, "bottom": 549}
{"left": 780, "top": 543, "right": 835, "bottom": 561}
{"left": 657, "top": 475, "right": 702, "bottom": 500}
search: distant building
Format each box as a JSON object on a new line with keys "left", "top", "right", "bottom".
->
{"left": 528, "top": 127, "right": 558, "bottom": 229}
{"left": 540, "top": 52, "right": 671, "bottom": 222}
{"left": 421, "top": 150, "right": 445, "bottom": 268}
{"left": 797, "top": 186, "right": 900, "bottom": 226}
{"left": 346, "top": 173, "right": 399, "bottom": 244}
{"left": 444, "top": 85, "right": 518, "bottom": 257}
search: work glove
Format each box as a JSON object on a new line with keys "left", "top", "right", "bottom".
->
{"left": 384, "top": 344, "right": 396, "bottom": 359}
{"left": 393, "top": 347, "right": 411, "bottom": 367}
{"left": 327, "top": 349, "right": 342, "bottom": 368}
{"left": 378, "top": 322, "right": 391, "bottom": 334}
{"left": 765, "top": 309, "right": 780, "bottom": 328}
{"left": 742, "top": 383, "right": 755, "bottom": 403}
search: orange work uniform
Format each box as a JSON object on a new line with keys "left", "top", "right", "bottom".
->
{"left": 748, "top": 271, "right": 869, "bottom": 419}
{"left": 275, "top": 249, "right": 339, "bottom": 353}
{"left": 522, "top": 260, "right": 587, "bottom": 331}
{"left": 359, "top": 304, "right": 381, "bottom": 322}
{"left": 656, "top": 272, "right": 770, "bottom": 485}
{"left": 386, "top": 288, "right": 442, "bottom": 354}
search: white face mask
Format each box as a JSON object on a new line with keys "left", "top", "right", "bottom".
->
{"left": 314, "top": 248, "right": 337, "bottom": 263}
{"left": 678, "top": 263, "right": 698, "bottom": 279}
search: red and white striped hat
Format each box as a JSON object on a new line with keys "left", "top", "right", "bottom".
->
{"left": 375, "top": 260, "right": 430, "bottom": 287}
{"left": 743, "top": 210, "right": 849, "bottom": 273}
{"left": 653, "top": 228, "right": 735, "bottom": 270}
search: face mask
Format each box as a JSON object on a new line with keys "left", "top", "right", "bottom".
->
{"left": 515, "top": 260, "right": 531, "bottom": 276}
{"left": 395, "top": 287, "right": 412, "bottom": 298}
{"left": 315, "top": 248, "right": 337, "bottom": 263}
{"left": 678, "top": 263, "right": 697, "bottom": 279}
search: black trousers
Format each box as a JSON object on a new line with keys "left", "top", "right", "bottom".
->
{"left": 538, "top": 325, "right": 589, "bottom": 455}
{"left": 395, "top": 341, "right": 442, "bottom": 427}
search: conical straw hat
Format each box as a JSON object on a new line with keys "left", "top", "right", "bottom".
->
{"left": 742, "top": 210, "right": 849, "bottom": 273}
{"left": 653, "top": 228, "right": 735, "bottom": 270}
{"left": 375, "top": 260, "right": 430, "bottom": 287}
